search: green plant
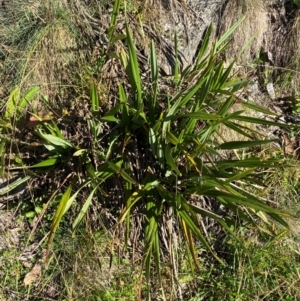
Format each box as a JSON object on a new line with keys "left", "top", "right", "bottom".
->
{"left": 9, "top": 14, "right": 292, "bottom": 297}
{"left": 188, "top": 228, "right": 300, "bottom": 301}
{"left": 2, "top": 5, "right": 296, "bottom": 301}
{"left": 111, "top": 18, "right": 292, "bottom": 298}
{"left": 0, "top": 85, "right": 40, "bottom": 198}
{"left": 0, "top": 249, "right": 27, "bottom": 300}
{"left": 293, "top": 0, "right": 300, "bottom": 8}
{"left": 2, "top": 1, "right": 300, "bottom": 301}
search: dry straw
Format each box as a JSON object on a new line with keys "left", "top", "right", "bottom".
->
{"left": 218, "top": 0, "right": 268, "bottom": 62}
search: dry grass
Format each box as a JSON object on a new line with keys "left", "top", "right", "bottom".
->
{"left": 20, "top": 23, "right": 78, "bottom": 100}
{"left": 280, "top": 9, "right": 300, "bottom": 91}
{"left": 0, "top": 0, "right": 105, "bottom": 106}
{"left": 218, "top": 1, "right": 300, "bottom": 93}
{"left": 218, "top": 0, "right": 268, "bottom": 63}
{"left": 48, "top": 230, "right": 142, "bottom": 301}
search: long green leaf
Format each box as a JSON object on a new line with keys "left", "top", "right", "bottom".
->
{"left": 108, "top": 0, "right": 121, "bottom": 41}
{"left": 222, "top": 121, "right": 254, "bottom": 139}
{"left": 91, "top": 82, "right": 99, "bottom": 113}
{"left": 241, "top": 101, "right": 278, "bottom": 116}
{"left": 30, "top": 157, "right": 61, "bottom": 168}
{"left": 63, "top": 189, "right": 81, "bottom": 215}
{"left": 165, "top": 144, "right": 181, "bottom": 176}
{"left": 47, "top": 186, "right": 72, "bottom": 256}
{"left": 185, "top": 77, "right": 211, "bottom": 134}
{"left": 216, "top": 16, "right": 246, "bottom": 49}
{"left": 119, "top": 84, "right": 130, "bottom": 127}
{"left": 219, "top": 139, "right": 278, "bottom": 150}
{"left": 211, "top": 61, "right": 224, "bottom": 90}
{"left": 73, "top": 186, "right": 98, "bottom": 229}
{"left": 232, "top": 115, "right": 291, "bottom": 127}
{"left": 217, "top": 158, "right": 282, "bottom": 169}
{"left": 194, "top": 24, "right": 212, "bottom": 68}
{"left": 0, "top": 175, "right": 31, "bottom": 196}
{"left": 36, "top": 131, "right": 74, "bottom": 148}
{"left": 18, "top": 86, "right": 40, "bottom": 116}
{"left": 102, "top": 103, "right": 122, "bottom": 118}
{"left": 174, "top": 31, "right": 179, "bottom": 87}
{"left": 105, "top": 135, "right": 119, "bottom": 161}
{"left": 119, "top": 84, "right": 128, "bottom": 104}
{"left": 163, "top": 73, "right": 210, "bottom": 136}
{"left": 5, "top": 87, "right": 20, "bottom": 119}
{"left": 125, "top": 24, "right": 142, "bottom": 106}
{"left": 164, "top": 112, "right": 221, "bottom": 121}
{"left": 185, "top": 201, "right": 244, "bottom": 247}
{"left": 0, "top": 141, "right": 5, "bottom": 176}
{"left": 150, "top": 40, "right": 158, "bottom": 124}
{"left": 166, "top": 130, "right": 179, "bottom": 145}
{"left": 178, "top": 209, "right": 223, "bottom": 263}
{"left": 100, "top": 115, "right": 120, "bottom": 122}
{"left": 149, "top": 127, "right": 158, "bottom": 158}
{"left": 205, "top": 190, "right": 285, "bottom": 215}
{"left": 107, "top": 161, "right": 136, "bottom": 184}
{"left": 218, "top": 61, "right": 235, "bottom": 88}
{"left": 225, "top": 168, "right": 257, "bottom": 182}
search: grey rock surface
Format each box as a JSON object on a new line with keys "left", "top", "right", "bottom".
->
{"left": 154, "top": 0, "right": 224, "bottom": 74}
{"left": 154, "top": 0, "right": 296, "bottom": 77}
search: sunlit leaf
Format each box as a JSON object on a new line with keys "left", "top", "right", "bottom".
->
{"left": 216, "top": 16, "right": 246, "bottom": 49}
{"left": 220, "top": 139, "right": 278, "bottom": 150}
{"left": 73, "top": 149, "right": 87, "bottom": 156}
{"left": 125, "top": 23, "right": 142, "bottom": 107}
{"left": 36, "top": 131, "right": 74, "bottom": 148}
{"left": 91, "top": 82, "right": 99, "bottom": 113}
{"left": 5, "top": 86, "right": 20, "bottom": 119}
{"left": 73, "top": 186, "right": 98, "bottom": 229}
{"left": 30, "top": 158, "right": 61, "bottom": 168}
{"left": 18, "top": 86, "right": 40, "bottom": 116}
{"left": 164, "top": 112, "right": 221, "bottom": 121}
{"left": 47, "top": 186, "right": 72, "bottom": 259}
{"left": 107, "top": 161, "right": 137, "bottom": 184}
{"left": 0, "top": 175, "right": 30, "bottom": 196}
{"left": 232, "top": 115, "right": 291, "bottom": 127}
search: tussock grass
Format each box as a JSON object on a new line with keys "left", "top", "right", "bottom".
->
{"left": 280, "top": 9, "right": 300, "bottom": 91}
{"left": 264, "top": 155, "right": 300, "bottom": 209}
{"left": 218, "top": 0, "right": 268, "bottom": 63}
{"left": 0, "top": 0, "right": 107, "bottom": 104}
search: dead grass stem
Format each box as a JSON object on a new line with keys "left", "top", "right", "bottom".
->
{"left": 218, "top": 0, "right": 268, "bottom": 63}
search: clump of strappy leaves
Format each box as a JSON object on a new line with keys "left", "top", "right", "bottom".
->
{"left": 3, "top": 7, "right": 292, "bottom": 300}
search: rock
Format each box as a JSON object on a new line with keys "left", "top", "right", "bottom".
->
{"left": 150, "top": 0, "right": 224, "bottom": 74}
{"left": 136, "top": 0, "right": 299, "bottom": 84}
